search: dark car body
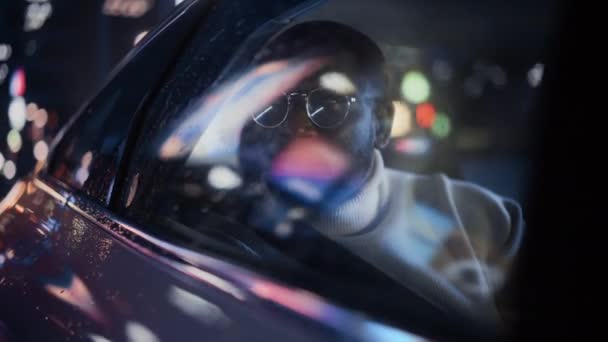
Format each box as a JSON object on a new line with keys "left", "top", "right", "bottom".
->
{"left": 0, "top": 0, "right": 562, "bottom": 341}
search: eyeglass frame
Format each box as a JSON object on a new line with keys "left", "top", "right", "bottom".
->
{"left": 252, "top": 87, "right": 358, "bottom": 129}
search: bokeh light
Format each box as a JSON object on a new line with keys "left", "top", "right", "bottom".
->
{"left": 208, "top": 166, "right": 242, "bottom": 190}
{"left": 33, "top": 108, "right": 48, "bottom": 128}
{"left": 528, "top": 63, "right": 544, "bottom": 87}
{"left": 33, "top": 141, "right": 49, "bottom": 161}
{"left": 416, "top": 103, "right": 436, "bottom": 129}
{"left": 394, "top": 137, "right": 431, "bottom": 155}
{"left": 8, "top": 96, "right": 27, "bottom": 131}
{"left": 9, "top": 67, "right": 26, "bottom": 97}
{"left": 7, "top": 129, "right": 22, "bottom": 153}
{"left": 0, "top": 44, "right": 11, "bottom": 61}
{"left": 390, "top": 101, "right": 412, "bottom": 137}
{"left": 431, "top": 113, "right": 451, "bottom": 139}
{"left": 3, "top": 160, "right": 16, "bottom": 180}
{"left": 0, "top": 152, "right": 5, "bottom": 170}
{"left": 401, "top": 71, "right": 430, "bottom": 104}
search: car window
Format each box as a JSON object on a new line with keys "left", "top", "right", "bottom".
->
{"left": 46, "top": 1, "right": 205, "bottom": 205}
{"left": 116, "top": 0, "right": 556, "bottom": 338}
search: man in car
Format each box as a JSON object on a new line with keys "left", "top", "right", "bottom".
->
{"left": 237, "top": 21, "right": 524, "bottom": 325}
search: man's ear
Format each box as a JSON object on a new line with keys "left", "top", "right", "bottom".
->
{"left": 375, "top": 101, "right": 393, "bottom": 149}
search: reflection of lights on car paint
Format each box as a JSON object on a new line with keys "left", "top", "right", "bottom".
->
{"left": 274, "top": 222, "right": 294, "bottom": 239}
{"left": 431, "top": 60, "right": 452, "bottom": 82}
{"left": 208, "top": 166, "right": 242, "bottom": 190}
{"left": 133, "top": 31, "right": 148, "bottom": 46}
{"left": 0, "top": 64, "right": 8, "bottom": 84}
{"left": 3, "top": 160, "right": 16, "bottom": 180}
{"left": 401, "top": 71, "right": 430, "bottom": 104}
{"left": 81, "top": 151, "right": 93, "bottom": 168}
{"left": 167, "top": 286, "right": 231, "bottom": 327}
{"left": 8, "top": 96, "right": 27, "bottom": 131}
{"left": 528, "top": 63, "right": 544, "bottom": 88}
{"left": 125, "top": 321, "right": 160, "bottom": 342}
{"left": 103, "top": 0, "right": 153, "bottom": 18}
{"left": 10, "top": 67, "right": 26, "bottom": 97}
{"left": 359, "top": 321, "right": 425, "bottom": 342}
{"left": 7, "top": 129, "right": 22, "bottom": 153}
{"left": 415, "top": 103, "right": 436, "bottom": 129}
{"left": 0, "top": 152, "right": 4, "bottom": 170}
{"left": 24, "top": 1, "right": 53, "bottom": 32}
{"left": 431, "top": 113, "right": 451, "bottom": 139}
{"left": 34, "top": 108, "right": 48, "bottom": 128}
{"left": 33, "top": 141, "right": 49, "bottom": 161}
{"left": 0, "top": 44, "right": 11, "bottom": 61}
{"left": 390, "top": 101, "right": 412, "bottom": 138}
{"left": 76, "top": 168, "right": 90, "bottom": 186}
{"left": 394, "top": 137, "right": 431, "bottom": 155}
{"left": 319, "top": 72, "right": 356, "bottom": 95}
{"left": 175, "top": 0, "right": 185, "bottom": 5}
{"left": 88, "top": 334, "right": 112, "bottom": 342}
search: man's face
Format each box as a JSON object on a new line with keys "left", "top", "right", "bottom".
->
{"left": 238, "top": 68, "right": 377, "bottom": 209}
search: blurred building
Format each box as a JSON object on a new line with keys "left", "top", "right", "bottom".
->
{"left": 0, "top": 0, "right": 177, "bottom": 195}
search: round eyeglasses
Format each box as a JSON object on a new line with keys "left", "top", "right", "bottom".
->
{"left": 252, "top": 88, "right": 357, "bottom": 129}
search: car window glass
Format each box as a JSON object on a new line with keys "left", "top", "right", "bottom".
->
{"left": 47, "top": 2, "right": 205, "bottom": 204}
{"left": 117, "top": 0, "right": 556, "bottom": 338}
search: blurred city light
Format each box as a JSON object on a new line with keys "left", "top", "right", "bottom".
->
{"left": 208, "top": 166, "right": 242, "bottom": 190}
{"left": 319, "top": 72, "right": 356, "bottom": 95}
{"left": 431, "top": 113, "right": 451, "bottom": 139}
{"left": 33, "top": 141, "right": 49, "bottom": 161}
{"left": 9, "top": 67, "right": 26, "bottom": 97}
{"left": 8, "top": 96, "right": 27, "bottom": 131}
{"left": 0, "top": 44, "right": 11, "bottom": 62}
{"left": 401, "top": 70, "right": 430, "bottom": 104}
{"left": 394, "top": 136, "right": 431, "bottom": 155}
{"left": 390, "top": 100, "right": 412, "bottom": 137}
{"left": 24, "top": 0, "right": 53, "bottom": 32}
{"left": 3, "top": 161, "right": 16, "bottom": 180}
{"left": 33, "top": 108, "right": 48, "bottom": 128}
{"left": 0, "top": 153, "right": 5, "bottom": 170}
{"left": 528, "top": 63, "right": 544, "bottom": 87}
{"left": 415, "top": 103, "right": 436, "bottom": 129}
{"left": 7, "top": 129, "right": 22, "bottom": 153}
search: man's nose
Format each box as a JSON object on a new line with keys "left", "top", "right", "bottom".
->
{"left": 291, "top": 107, "right": 318, "bottom": 134}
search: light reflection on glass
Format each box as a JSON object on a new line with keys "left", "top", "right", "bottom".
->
{"left": 167, "top": 286, "right": 231, "bottom": 327}
{"left": 160, "top": 57, "right": 327, "bottom": 164}
{"left": 125, "top": 321, "right": 159, "bottom": 342}
{"left": 528, "top": 63, "right": 544, "bottom": 87}
{"left": 319, "top": 71, "right": 356, "bottom": 95}
{"left": 43, "top": 271, "right": 106, "bottom": 325}
{"left": 207, "top": 166, "right": 242, "bottom": 190}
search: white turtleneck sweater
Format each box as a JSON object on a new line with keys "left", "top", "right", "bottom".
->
{"left": 312, "top": 150, "right": 524, "bottom": 324}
